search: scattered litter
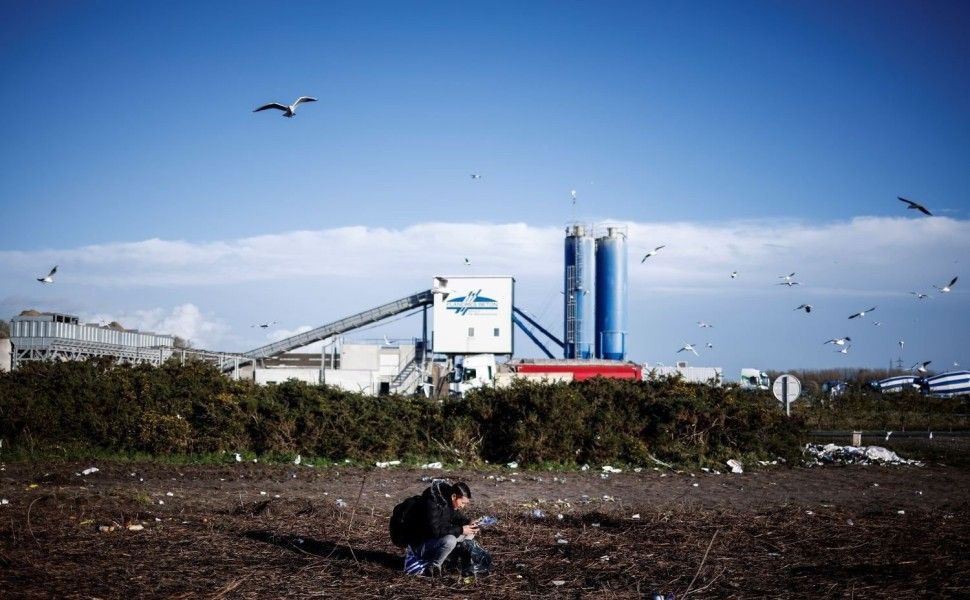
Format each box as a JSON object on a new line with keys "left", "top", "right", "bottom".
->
{"left": 420, "top": 462, "right": 443, "bottom": 469}
{"left": 580, "top": 464, "right": 589, "bottom": 471}
{"left": 806, "top": 510, "right": 814, "bottom": 515}
{"left": 155, "top": 517, "right": 161, "bottom": 522}
{"left": 556, "top": 538, "right": 568, "bottom": 545}
{"left": 166, "top": 492, "right": 174, "bottom": 497}
{"left": 127, "top": 524, "right": 144, "bottom": 531}
{"left": 804, "top": 444, "right": 923, "bottom": 466}
{"left": 600, "top": 473, "right": 610, "bottom": 479}
{"left": 259, "top": 491, "right": 267, "bottom": 496}
{"left": 601, "top": 465, "right": 622, "bottom": 474}
{"left": 846, "top": 519, "right": 854, "bottom": 526}
{"left": 234, "top": 453, "right": 242, "bottom": 462}
{"left": 631, "top": 513, "right": 640, "bottom": 520}
{"left": 384, "top": 493, "right": 391, "bottom": 498}
{"left": 602, "top": 495, "right": 615, "bottom": 502}
{"left": 552, "top": 580, "right": 566, "bottom": 586}
{"left": 897, "top": 510, "right": 906, "bottom": 515}
{"left": 252, "top": 458, "right": 258, "bottom": 463}
{"left": 80, "top": 467, "right": 99, "bottom": 476}
{"left": 507, "top": 461, "right": 519, "bottom": 469}
{"left": 376, "top": 460, "right": 401, "bottom": 468}
{"left": 98, "top": 525, "right": 115, "bottom": 533}
{"left": 692, "top": 483, "right": 699, "bottom": 487}
{"left": 273, "top": 494, "right": 280, "bottom": 499}
{"left": 294, "top": 455, "right": 301, "bottom": 465}
{"left": 727, "top": 459, "right": 744, "bottom": 474}
{"left": 335, "top": 499, "right": 348, "bottom": 508}
{"left": 0, "top": 499, "right": 8, "bottom": 506}
{"left": 529, "top": 509, "right": 547, "bottom": 519}
{"left": 591, "top": 522, "right": 600, "bottom": 527}
{"left": 701, "top": 467, "right": 710, "bottom": 473}
{"left": 599, "top": 555, "right": 610, "bottom": 562}
{"left": 557, "top": 513, "right": 564, "bottom": 520}
{"left": 158, "top": 500, "right": 165, "bottom": 505}
{"left": 633, "top": 467, "right": 642, "bottom": 473}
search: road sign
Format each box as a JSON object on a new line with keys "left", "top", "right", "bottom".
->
{"left": 772, "top": 374, "right": 801, "bottom": 416}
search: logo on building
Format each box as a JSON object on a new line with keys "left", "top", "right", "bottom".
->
{"left": 446, "top": 290, "right": 499, "bottom": 315}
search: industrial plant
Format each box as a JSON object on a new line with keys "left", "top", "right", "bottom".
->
{"left": 4, "top": 223, "right": 647, "bottom": 394}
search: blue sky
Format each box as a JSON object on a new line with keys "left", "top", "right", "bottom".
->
{"left": 1, "top": 1, "right": 968, "bottom": 377}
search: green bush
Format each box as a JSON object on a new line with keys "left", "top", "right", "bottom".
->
{"left": 0, "top": 359, "right": 815, "bottom": 466}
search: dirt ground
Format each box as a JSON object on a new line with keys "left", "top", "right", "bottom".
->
{"left": 1, "top": 443, "right": 968, "bottom": 599}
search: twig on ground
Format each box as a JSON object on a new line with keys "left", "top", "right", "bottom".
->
{"left": 682, "top": 528, "right": 719, "bottom": 597}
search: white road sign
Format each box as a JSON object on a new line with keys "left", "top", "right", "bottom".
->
{"left": 772, "top": 374, "right": 801, "bottom": 416}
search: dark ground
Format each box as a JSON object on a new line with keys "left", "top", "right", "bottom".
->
{"left": 1, "top": 439, "right": 968, "bottom": 599}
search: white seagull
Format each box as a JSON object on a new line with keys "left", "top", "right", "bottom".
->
{"left": 37, "top": 265, "right": 57, "bottom": 284}
{"left": 836, "top": 345, "right": 851, "bottom": 355}
{"left": 910, "top": 360, "right": 931, "bottom": 374}
{"left": 470, "top": 173, "right": 483, "bottom": 179}
{"left": 251, "top": 321, "right": 278, "bottom": 329}
{"left": 933, "top": 276, "right": 958, "bottom": 293}
{"left": 910, "top": 292, "right": 930, "bottom": 300}
{"left": 778, "top": 281, "right": 800, "bottom": 287}
{"left": 872, "top": 321, "right": 883, "bottom": 327}
{"left": 253, "top": 96, "right": 318, "bottom": 118}
{"left": 570, "top": 190, "right": 577, "bottom": 205}
{"left": 848, "top": 306, "right": 877, "bottom": 319}
{"left": 677, "top": 343, "right": 699, "bottom": 356}
{"left": 640, "top": 246, "right": 666, "bottom": 262}
{"left": 464, "top": 257, "right": 471, "bottom": 266}
{"left": 705, "top": 342, "right": 714, "bottom": 349}
{"left": 795, "top": 304, "right": 813, "bottom": 313}
{"left": 730, "top": 271, "right": 738, "bottom": 279}
{"left": 697, "top": 321, "right": 713, "bottom": 328}
{"left": 824, "top": 336, "right": 851, "bottom": 346}
{"left": 898, "top": 340, "right": 905, "bottom": 350}
{"left": 779, "top": 272, "right": 796, "bottom": 282}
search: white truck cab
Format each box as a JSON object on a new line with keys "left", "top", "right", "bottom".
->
{"left": 739, "top": 368, "right": 770, "bottom": 390}
{"left": 449, "top": 354, "right": 497, "bottom": 396}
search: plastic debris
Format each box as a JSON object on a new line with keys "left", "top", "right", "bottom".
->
{"left": 602, "top": 495, "right": 615, "bottom": 502}
{"left": 600, "top": 473, "right": 610, "bottom": 479}
{"left": 580, "top": 464, "right": 589, "bottom": 471}
{"left": 234, "top": 453, "right": 242, "bottom": 462}
{"left": 158, "top": 499, "right": 165, "bottom": 505}
{"left": 601, "top": 465, "right": 622, "bottom": 474}
{"left": 727, "top": 459, "right": 744, "bottom": 474}
{"left": 507, "top": 461, "right": 519, "bottom": 469}
{"left": 420, "top": 462, "right": 443, "bottom": 469}
{"left": 166, "top": 492, "right": 174, "bottom": 497}
{"left": 98, "top": 525, "right": 115, "bottom": 533}
{"left": 529, "top": 509, "right": 546, "bottom": 520}
{"left": 897, "top": 510, "right": 906, "bottom": 515}
{"left": 804, "top": 444, "right": 923, "bottom": 466}
{"left": 631, "top": 513, "right": 641, "bottom": 520}
{"left": 294, "top": 455, "right": 301, "bottom": 465}
{"left": 376, "top": 460, "right": 401, "bottom": 468}
{"left": 692, "top": 483, "right": 699, "bottom": 487}
{"left": 0, "top": 499, "right": 8, "bottom": 506}
{"left": 552, "top": 580, "right": 566, "bottom": 586}
{"left": 599, "top": 555, "right": 610, "bottom": 562}
{"left": 259, "top": 491, "right": 267, "bottom": 496}
{"left": 127, "top": 524, "right": 144, "bottom": 531}
{"left": 81, "top": 467, "right": 99, "bottom": 476}
{"left": 335, "top": 499, "right": 348, "bottom": 508}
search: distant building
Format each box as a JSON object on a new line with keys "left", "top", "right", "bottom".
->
{"left": 8, "top": 310, "right": 175, "bottom": 369}
{"left": 252, "top": 340, "right": 423, "bottom": 396}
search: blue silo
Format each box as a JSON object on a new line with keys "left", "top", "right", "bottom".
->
{"left": 595, "top": 226, "right": 628, "bottom": 360}
{"left": 564, "top": 224, "right": 596, "bottom": 359}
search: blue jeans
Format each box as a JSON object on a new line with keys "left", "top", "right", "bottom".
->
{"left": 413, "top": 534, "right": 469, "bottom": 569}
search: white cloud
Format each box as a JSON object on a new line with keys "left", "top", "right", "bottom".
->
{"left": 84, "top": 304, "right": 228, "bottom": 349}
{"left": 1, "top": 217, "right": 965, "bottom": 293}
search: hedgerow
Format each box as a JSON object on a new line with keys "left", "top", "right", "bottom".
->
{"left": 0, "top": 359, "right": 808, "bottom": 466}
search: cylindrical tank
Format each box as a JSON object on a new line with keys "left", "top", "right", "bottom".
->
{"left": 564, "top": 224, "right": 596, "bottom": 359}
{"left": 595, "top": 226, "right": 628, "bottom": 360}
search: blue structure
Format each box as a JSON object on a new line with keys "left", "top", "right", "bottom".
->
{"left": 564, "top": 224, "right": 596, "bottom": 359}
{"left": 595, "top": 226, "right": 628, "bottom": 360}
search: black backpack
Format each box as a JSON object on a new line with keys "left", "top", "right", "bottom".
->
{"left": 389, "top": 495, "right": 422, "bottom": 548}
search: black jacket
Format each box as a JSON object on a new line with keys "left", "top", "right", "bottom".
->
{"left": 408, "top": 480, "right": 470, "bottom": 544}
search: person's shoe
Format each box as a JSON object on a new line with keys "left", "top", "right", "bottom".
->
{"left": 421, "top": 565, "right": 441, "bottom": 578}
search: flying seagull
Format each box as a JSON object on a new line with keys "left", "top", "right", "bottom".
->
{"left": 778, "top": 281, "right": 800, "bottom": 287}
{"left": 849, "top": 306, "right": 877, "bottom": 319}
{"left": 730, "top": 271, "right": 738, "bottom": 279}
{"left": 251, "top": 321, "right": 277, "bottom": 329}
{"left": 795, "top": 304, "right": 813, "bottom": 313}
{"left": 253, "top": 96, "right": 318, "bottom": 118}
{"left": 873, "top": 321, "right": 883, "bottom": 327}
{"left": 910, "top": 360, "right": 931, "bottom": 374}
{"left": 898, "top": 196, "right": 932, "bottom": 216}
{"left": 677, "top": 343, "right": 699, "bottom": 356}
{"left": 640, "top": 246, "right": 666, "bottom": 262}
{"left": 470, "top": 173, "right": 483, "bottom": 180}
{"left": 705, "top": 342, "right": 714, "bottom": 349}
{"left": 37, "top": 265, "right": 57, "bottom": 284}
{"left": 779, "top": 272, "right": 796, "bottom": 282}
{"left": 697, "top": 321, "right": 713, "bottom": 328}
{"left": 570, "top": 190, "right": 577, "bottom": 205}
{"left": 910, "top": 292, "right": 930, "bottom": 300}
{"left": 464, "top": 257, "right": 471, "bottom": 266}
{"left": 836, "top": 345, "right": 851, "bottom": 355}
{"left": 824, "top": 336, "right": 851, "bottom": 346}
{"left": 934, "top": 276, "right": 958, "bottom": 293}
{"left": 898, "top": 340, "right": 905, "bottom": 350}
